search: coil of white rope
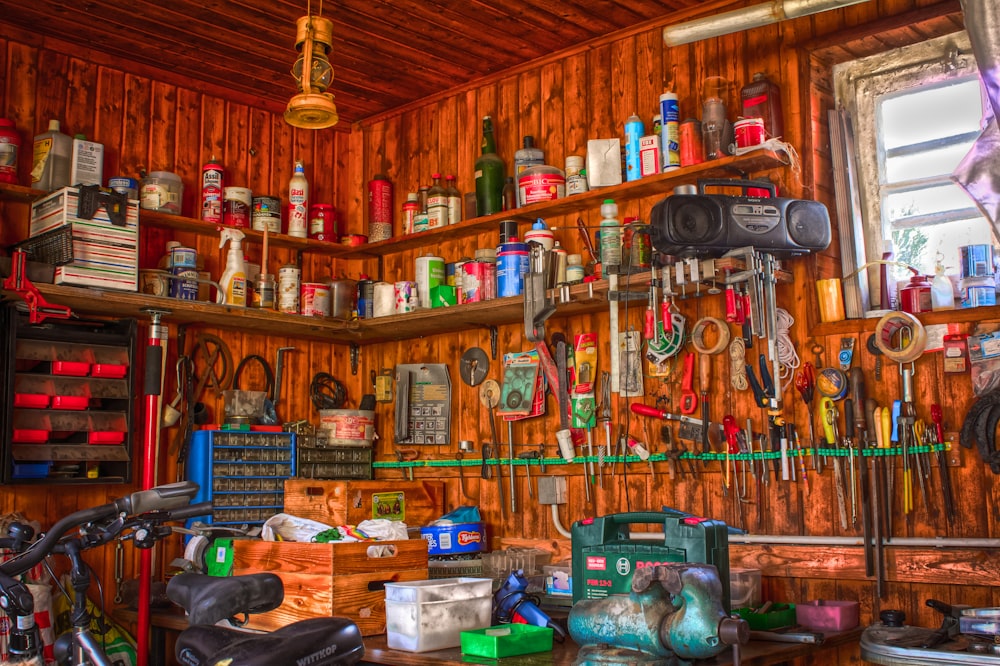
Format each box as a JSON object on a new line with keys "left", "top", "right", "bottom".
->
{"left": 729, "top": 337, "right": 749, "bottom": 391}
{"left": 775, "top": 307, "right": 799, "bottom": 380}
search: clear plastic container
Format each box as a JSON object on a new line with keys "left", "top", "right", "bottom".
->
{"left": 729, "top": 567, "right": 761, "bottom": 610}
{"left": 384, "top": 577, "right": 492, "bottom": 604}
{"left": 385, "top": 578, "right": 494, "bottom": 652}
{"left": 140, "top": 171, "right": 184, "bottom": 215}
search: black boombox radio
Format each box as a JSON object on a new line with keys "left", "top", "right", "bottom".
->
{"left": 648, "top": 178, "right": 832, "bottom": 258}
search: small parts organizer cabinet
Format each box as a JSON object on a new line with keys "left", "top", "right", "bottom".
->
{"left": 0, "top": 304, "right": 136, "bottom": 483}
{"left": 187, "top": 430, "right": 297, "bottom": 527}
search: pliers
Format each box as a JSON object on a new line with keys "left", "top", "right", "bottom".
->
{"left": 746, "top": 353, "right": 785, "bottom": 478}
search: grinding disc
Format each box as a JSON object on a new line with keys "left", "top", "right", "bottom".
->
{"left": 460, "top": 347, "right": 490, "bottom": 386}
{"left": 479, "top": 379, "right": 501, "bottom": 409}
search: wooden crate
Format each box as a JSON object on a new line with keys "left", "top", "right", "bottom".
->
{"left": 232, "top": 539, "right": 429, "bottom": 636}
{"left": 283, "top": 479, "right": 446, "bottom": 527}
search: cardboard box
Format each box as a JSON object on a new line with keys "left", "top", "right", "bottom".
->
{"left": 283, "top": 480, "right": 446, "bottom": 527}
{"left": 30, "top": 187, "right": 139, "bottom": 237}
{"left": 232, "top": 539, "right": 429, "bottom": 636}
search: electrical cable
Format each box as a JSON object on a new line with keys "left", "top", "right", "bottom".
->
{"left": 309, "top": 372, "right": 348, "bottom": 411}
{"left": 774, "top": 307, "right": 799, "bottom": 380}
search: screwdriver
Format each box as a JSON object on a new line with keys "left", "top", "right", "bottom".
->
{"left": 795, "top": 363, "right": 821, "bottom": 474}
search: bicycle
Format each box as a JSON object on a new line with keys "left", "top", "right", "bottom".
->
{"left": 0, "top": 481, "right": 365, "bottom": 666}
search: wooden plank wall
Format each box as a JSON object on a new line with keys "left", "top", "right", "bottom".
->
{"left": 0, "top": 1, "right": 995, "bottom": 663}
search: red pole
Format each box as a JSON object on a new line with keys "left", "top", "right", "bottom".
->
{"left": 137, "top": 309, "right": 169, "bottom": 666}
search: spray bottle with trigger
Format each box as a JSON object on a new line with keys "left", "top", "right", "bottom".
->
{"left": 219, "top": 228, "right": 248, "bottom": 307}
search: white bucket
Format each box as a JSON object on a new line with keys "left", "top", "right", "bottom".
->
{"left": 318, "top": 409, "right": 376, "bottom": 446}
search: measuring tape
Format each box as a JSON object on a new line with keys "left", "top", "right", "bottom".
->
{"left": 690, "top": 316, "right": 731, "bottom": 355}
{"left": 874, "top": 311, "right": 927, "bottom": 364}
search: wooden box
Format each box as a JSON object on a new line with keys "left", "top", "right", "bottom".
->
{"left": 283, "top": 479, "right": 446, "bottom": 527}
{"left": 232, "top": 538, "right": 429, "bottom": 636}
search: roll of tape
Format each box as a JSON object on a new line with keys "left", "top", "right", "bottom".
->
{"left": 874, "top": 311, "right": 927, "bottom": 363}
{"left": 372, "top": 282, "right": 396, "bottom": 318}
{"left": 690, "top": 316, "right": 731, "bottom": 355}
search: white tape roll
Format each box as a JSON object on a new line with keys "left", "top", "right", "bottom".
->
{"left": 372, "top": 282, "right": 396, "bottom": 318}
{"left": 874, "top": 311, "right": 927, "bottom": 363}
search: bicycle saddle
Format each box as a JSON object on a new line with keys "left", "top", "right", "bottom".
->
{"left": 175, "top": 616, "right": 365, "bottom": 666}
{"left": 167, "top": 572, "right": 284, "bottom": 625}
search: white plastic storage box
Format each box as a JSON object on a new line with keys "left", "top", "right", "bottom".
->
{"left": 384, "top": 578, "right": 493, "bottom": 652}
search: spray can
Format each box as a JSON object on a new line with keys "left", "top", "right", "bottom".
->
{"left": 624, "top": 115, "right": 644, "bottom": 182}
{"left": 287, "top": 161, "right": 309, "bottom": 237}
{"left": 201, "top": 156, "right": 224, "bottom": 224}
{"left": 0, "top": 119, "right": 20, "bottom": 185}
{"left": 497, "top": 237, "right": 529, "bottom": 298}
{"left": 356, "top": 275, "right": 375, "bottom": 319}
{"left": 659, "top": 93, "right": 681, "bottom": 171}
{"left": 368, "top": 174, "right": 393, "bottom": 241}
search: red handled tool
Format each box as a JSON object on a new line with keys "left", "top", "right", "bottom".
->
{"left": 795, "top": 362, "right": 821, "bottom": 474}
{"left": 930, "top": 403, "right": 957, "bottom": 522}
{"left": 679, "top": 352, "right": 697, "bottom": 415}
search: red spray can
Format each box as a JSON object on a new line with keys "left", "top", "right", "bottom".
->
{"left": 201, "top": 156, "right": 225, "bottom": 224}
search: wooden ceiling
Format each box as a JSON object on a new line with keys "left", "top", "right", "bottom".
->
{"left": 0, "top": 0, "right": 720, "bottom": 126}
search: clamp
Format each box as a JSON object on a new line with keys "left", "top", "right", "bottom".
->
{"left": 2, "top": 250, "right": 72, "bottom": 324}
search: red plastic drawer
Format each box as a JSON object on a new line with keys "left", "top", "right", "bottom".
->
{"left": 52, "top": 361, "right": 91, "bottom": 377}
{"left": 14, "top": 393, "right": 50, "bottom": 409}
{"left": 51, "top": 396, "right": 89, "bottom": 410}
{"left": 88, "top": 431, "right": 126, "bottom": 445}
{"left": 12, "top": 429, "right": 49, "bottom": 443}
{"left": 91, "top": 363, "right": 127, "bottom": 379}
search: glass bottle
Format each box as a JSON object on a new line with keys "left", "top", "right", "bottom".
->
{"left": 426, "top": 172, "right": 449, "bottom": 229}
{"left": 445, "top": 174, "right": 462, "bottom": 225}
{"left": 474, "top": 116, "right": 505, "bottom": 217}
{"left": 414, "top": 185, "right": 430, "bottom": 233}
{"left": 501, "top": 177, "right": 517, "bottom": 212}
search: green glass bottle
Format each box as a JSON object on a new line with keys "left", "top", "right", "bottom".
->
{"left": 474, "top": 116, "right": 505, "bottom": 217}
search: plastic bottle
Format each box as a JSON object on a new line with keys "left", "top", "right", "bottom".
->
{"left": 0, "top": 118, "right": 20, "bottom": 184}
{"left": 402, "top": 192, "right": 420, "bottom": 235}
{"left": 565, "top": 156, "right": 588, "bottom": 195}
{"left": 287, "top": 161, "right": 309, "bottom": 237}
{"left": 475, "top": 116, "right": 505, "bottom": 217}
{"left": 659, "top": 92, "right": 681, "bottom": 171}
{"left": 70, "top": 134, "right": 104, "bottom": 186}
{"left": 599, "top": 199, "right": 621, "bottom": 269}
{"left": 426, "top": 172, "right": 449, "bottom": 229}
{"left": 514, "top": 136, "right": 545, "bottom": 189}
{"left": 566, "top": 254, "right": 585, "bottom": 283}
{"left": 931, "top": 262, "right": 956, "bottom": 311}
{"left": 879, "top": 239, "right": 898, "bottom": 310}
{"left": 218, "top": 228, "right": 248, "bottom": 307}
{"left": 445, "top": 174, "right": 462, "bottom": 225}
{"left": 31, "top": 119, "right": 72, "bottom": 191}
{"left": 741, "top": 72, "right": 784, "bottom": 141}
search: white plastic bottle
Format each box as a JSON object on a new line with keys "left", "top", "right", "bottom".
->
{"left": 287, "top": 161, "right": 309, "bottom": 237}
{"left": 31, "top": 119, "right": 72, "bottom": 191}
{"left": 599, "top": 199, "right": 621, "bottom": 268}
{"left": 218, "top": 228, "right": 248, "bottom": 306}
{"left": 931, "top": 262, "right": 955, "bottom": 311}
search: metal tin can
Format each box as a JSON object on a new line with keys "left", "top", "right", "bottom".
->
{"left": 415, "top": 255, "right": 445, "bottom": 309}
{"left": 277, "top": 264, "right": 301, "bottom": 314}
{"left": 679, "top": 119, "right": 705, "bottom": 167}
{"left": 734, "top": 117, "right": 766, "bottom": 149}
{"left": 960, "top": 244, "right": 995, "bottom": 278}
{"left": 368, "top": 175, "right": 393, "bottom": 242}
{"left": 300, "top": 282, "right": 331, "bottom": 317}
{"left": 252, "top": 196, "right": 282, "bottom": 233}
{"left": 168, "top": 266, "right": 198, "bottom": 300}
{"left": 309, "top": 203, "right": 337, "bottom": 241}
{"left": 108, "top": 177, "right": 139, "bottom": 200}
{"left": 461, "top": 261, "right": 490, "bottom": 303}
{"left": 169, "top": 246, "right": 197, "bottom": 268}
{"left": 341, "top": 234, "right": 368, "bottom": 247}
{"left": 223, "top": 186, "right": 252, "bottom": 228}
{"left": 497, "top": 239, "right": 529, "bottom": 298}
{"left": 201, "top": 158, "right": 224, "bottom": 224}
{"left": 356, "top": 276, "right": 374, "bottom": 319}
{"left": 623, "top": 219, "right": 651, "bottom": 270}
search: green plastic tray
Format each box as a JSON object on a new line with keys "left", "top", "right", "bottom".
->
{"left": 735, "top": 603, "right": 797, "bottom": 630}
{"left": 460, "top": 624, "right": 554, "bottom": 659}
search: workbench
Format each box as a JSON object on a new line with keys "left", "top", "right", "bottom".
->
{"left": 359, "top": 628, "right": 863, "bottom": 665}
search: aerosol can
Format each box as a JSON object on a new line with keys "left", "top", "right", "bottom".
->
{"left": 219, "top": 228, "right": 247, "bottom": 307}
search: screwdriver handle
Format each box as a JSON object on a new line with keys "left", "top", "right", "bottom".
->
{"left": 844, "top": 399, "right": 855, "bottom": 440}
{"left": 850, "top": 368, "right": 867, "bottom": 433}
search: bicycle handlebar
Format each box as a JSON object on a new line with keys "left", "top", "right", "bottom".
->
{"left": 0, "top": 481, "right": 201, "bottom": 577}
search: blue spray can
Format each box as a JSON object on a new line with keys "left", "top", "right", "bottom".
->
{"left": 624, "top": 115, "right": 644, "bottom": 182}
{"left": 497, "top": 238, "right": 529, "bottom": 298}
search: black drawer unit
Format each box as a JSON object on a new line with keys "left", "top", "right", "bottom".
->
{"left": 0, "top": 304, "right": 137, "bottom": 483}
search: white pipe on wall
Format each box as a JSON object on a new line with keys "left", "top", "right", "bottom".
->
{"left": 663, "top": 0, "right": 873, "bottom": 46}
{"left": 633, "top": 531, "right": 1000, "bottom": 549}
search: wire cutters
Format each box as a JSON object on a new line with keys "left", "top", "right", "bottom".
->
{"left": 746, "top": 354, "right": 775, "bottom": 408}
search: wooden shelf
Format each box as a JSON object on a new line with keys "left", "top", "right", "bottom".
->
{"left": 352, "top": 149, "right": 790, "bottom": 257}
{"left": 12, "top": 444, "right": 130, "bottom": 462}
{"left": 0, "top": 182, "right": 44, "bottom": 203}
{"left": 812, "top": 304, "right": 1000, "bottom": 337}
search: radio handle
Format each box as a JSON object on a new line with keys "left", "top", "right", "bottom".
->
{"left": 697, "top": 178, "right": 777, "bottom": 198}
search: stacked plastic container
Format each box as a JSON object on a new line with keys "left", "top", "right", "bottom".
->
{"left": 384, "top": 578, "right": 493, "bottom": 652}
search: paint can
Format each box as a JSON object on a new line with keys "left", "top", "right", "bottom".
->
{"left": 223, "top": 186, "right": 252, "bottom": 228}
{"left": 170, "top": 246, "right": 197, "bottom": 269}
{"left": 277, "top": 264, "right": 301, "bottom": 314}
{"left": 108, "top": 177, "right": 139, "bottom": 200}
{"left": 252, "top": 196, "right": 282, "bottom": 233}
{"left": 395, "top": 280, "right": 419, "bottom": 314}
{"left": 301, "top": 282, "right": 331, "bottom": 317}
{"left": 415, "top": 255, "right": 445, "bottom": 309}
{"left": 168, "top": 265, "right": 198, "bottom": 300}
{"left": 734, "top": 117, "right": 766, "bottom": 149}
{"left": 497, "top": 238, "right": 529, "bottom": 298}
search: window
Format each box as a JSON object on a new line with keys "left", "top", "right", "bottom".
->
{"left": 833, "top": 32, "right": 991, "bottom": 309}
